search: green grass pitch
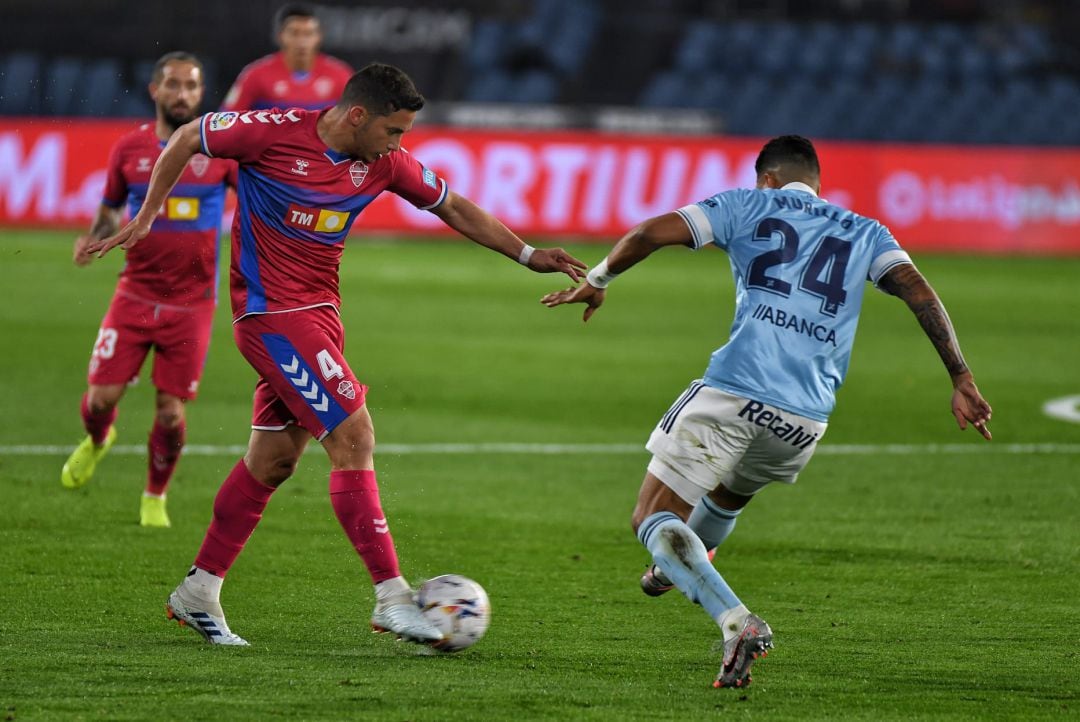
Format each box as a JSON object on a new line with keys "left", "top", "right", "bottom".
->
{"left": 1, "top": 230, "right": 1078, "bottom": 720}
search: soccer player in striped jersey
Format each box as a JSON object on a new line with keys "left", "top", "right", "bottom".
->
{"left": 91, "top": 63, "right": 586, "bottom": 647}
{"left": 63, "top": 52, "right": 236, "bottom": 529}
{"left": 543, "top": 135, "right": 992, "bottom": 688}
{"left": 222, "top": 4, "right": 352, "bottom": 112}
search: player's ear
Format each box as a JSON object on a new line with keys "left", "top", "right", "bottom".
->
{"left": 147, "top": 82, "right": 159, "bottom": 103}
{"left": 347, "top": 105, "right": 367, "bottom": 125}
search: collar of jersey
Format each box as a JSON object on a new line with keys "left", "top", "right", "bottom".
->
{"left": 324, "top": 147, "right": 353, "bottom": 165}
{"left": 781, "top": 181, "right": 818, "bottom": 196}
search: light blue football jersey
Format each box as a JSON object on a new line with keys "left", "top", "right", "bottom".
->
{"left": 676, "top": 182, "right": 911, "bottom": 422}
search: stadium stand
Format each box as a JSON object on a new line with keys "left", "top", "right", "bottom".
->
{"left": 1, "top": 0, "right": 1078, "bottom": 144}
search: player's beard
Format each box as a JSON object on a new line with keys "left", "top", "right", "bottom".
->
{"left": 161, "top": 105, "right": 198, "bottom": 133}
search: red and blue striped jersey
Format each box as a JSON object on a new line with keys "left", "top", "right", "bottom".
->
{"left": 198, "top": 108, "right": 448, "bottom": 321}
{"left": 222, "top": 53, "right": 353, "bottom": 112}
{"left": 102, "top": 123, "right": 236, "bottom": 307}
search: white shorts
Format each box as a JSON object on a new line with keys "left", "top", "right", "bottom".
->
{"left": 646, "top": 382, "right": 828, "bottom": 505}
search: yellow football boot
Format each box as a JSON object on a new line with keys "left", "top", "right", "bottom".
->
{"left": 140, "top": 494, "right": 171, "bottom": 528}
{"left": 61, "top": 426, "right": 117, "bottom": 489}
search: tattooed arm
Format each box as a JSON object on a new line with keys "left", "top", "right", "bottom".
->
{"left": 879, "top": 263, "right": 993, "bottom": 440}
{"left": 73, "top": 204, "right": 124, "bottom": 267}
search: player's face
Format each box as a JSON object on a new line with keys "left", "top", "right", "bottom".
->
{"left": 150, "top": 62, "right": 204, "bottom": 129}
{"left": 279, "top": 17, "right": 321, "bottom": 63}
{"left": 350, "top": 108, "right": 416, "bottom": 163}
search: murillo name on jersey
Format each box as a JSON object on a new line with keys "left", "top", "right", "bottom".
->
{"left": 198, "top": 108, "right": 449, "bottom": 320}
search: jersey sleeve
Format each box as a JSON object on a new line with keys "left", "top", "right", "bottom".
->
{"left": 221, "top": 65, "right": 259, "bottom": 111}
{"left": 100, "top": 138, "right": 128, "bottom": 208}
{"left": 199, "top": 112, "right": 275, "bottom": 164}
{"left": 675, "top": 189, "right": 747, "bottom": 251}
{"left": 387, "top": 150, "right": 448, "bottom": 210}
{"left": 867, "top": 223, "right": 913, "bottom": 285}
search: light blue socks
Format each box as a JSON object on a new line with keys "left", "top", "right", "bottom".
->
{"left": 637, "top": 511, "right": 741, "bottom": 622}
{"left": 687, "top": 496, "right": 741, "bottom": 550}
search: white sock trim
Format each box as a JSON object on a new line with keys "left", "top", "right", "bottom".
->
{"left": 717, "top": 604, "right": 751, "bottom": 642}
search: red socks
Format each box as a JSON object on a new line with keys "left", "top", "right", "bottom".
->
{"left": 329, "top": 470, "right": 401, "bottom": 583}
{"left": 80, "top": 393, "right": 117, "bottom": 446}
{"left": 146, "top": 420, "right": 185, "bottom": 496}
{"left": 194, "top": 460, "right": 277, "bottom": 577}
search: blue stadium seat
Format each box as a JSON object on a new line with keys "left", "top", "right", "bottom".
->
{"left": 43, "top": 56, "right": 83, "bottom": 116}
{"left": 638, "top": 71, "right": 686, "bottom": 108}
{"left": 464, "top": 69, "right": 513, "bottom": 103}
{"left": 514, "top": 70, "right": 559, "bottom": 104}
{"left": 547, "top": 3, "right": 598, "bottom": 75}
{"left": 0, "top": 52, "right": 42, "bottom": 115}
{"left": 467, "top": 20, "right": 506, "bottom": 72}
{"left": 81, "top": 59, "right": 122, "bottom": 116}
{"left": 674, "top": 23, "right": 722, "bottom": 74}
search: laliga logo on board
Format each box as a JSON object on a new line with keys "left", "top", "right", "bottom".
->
{"left": 350, "top": 161, "right": 368, "bottom": 188}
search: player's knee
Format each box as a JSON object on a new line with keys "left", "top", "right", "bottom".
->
{"left": 86, "top": 388, "right": 120, "bottom": 415}
{"left": 252, "top": 454, "right": 300, "bottom": 486}
{"left": 155, "top": 406, "right": 184, "bottom": 428}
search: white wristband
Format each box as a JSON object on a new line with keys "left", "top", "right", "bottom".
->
{"left": 586, "top": 258, "right": 619, "bottom": 289}
{"left": 517, "top": 244, "right": 535, "bottom": 265}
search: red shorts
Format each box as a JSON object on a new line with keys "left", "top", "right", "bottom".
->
{"left": 88, "top": 291, "right": 215, "bottom": 400}
{"left": 233, "top": 305, "right": 368, "bottom": 440}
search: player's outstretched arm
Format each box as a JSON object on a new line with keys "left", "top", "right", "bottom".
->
{"left": 73, "top": 205, "right": 123, "bottom": 266}
{"left": 86, "top": 119, "right": 203, "bottom": 257}
{"left": 541, "top": 212, "right": 693, "bottom": 322}
{"left": 430, "top": 191, "right": 586, "bottom": 282}
{"left": 878, "top": 263, "right": 993, "bottom": 440}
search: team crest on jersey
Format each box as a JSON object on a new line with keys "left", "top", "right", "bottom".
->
{"left": 189, "top": 154, "right": 209, "bottom": 177}
{"left": 208, "top": 112, "right": 239, "bottom": 132}
{"left": 337, "top": 380, "right": 356, "bottom": 400}
{"left": 350, "top": 161, "right": 369, "bottom": 187}
{"left": 315, "top": 76, "right": 334, "bottom": 97}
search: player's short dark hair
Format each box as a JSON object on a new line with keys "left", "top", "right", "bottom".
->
{"left": 274, "top": 3, "right": 318, "bottom": 33}
{"left": 338, "top": 63, "right": 425, "bottom": 116}
{"left": 151, "top": 51, "right": 204, "bottom": 84}
{"left": 755, "top": 135, "right": 820, "bottom": 177}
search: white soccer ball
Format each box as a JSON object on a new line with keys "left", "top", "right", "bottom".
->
{"left": 415, "top": 574, "right": 491, "bottom": 652}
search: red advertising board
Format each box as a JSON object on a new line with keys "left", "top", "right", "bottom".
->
{"left": 2, "top": 118, "right": 1078, "bottom": 253}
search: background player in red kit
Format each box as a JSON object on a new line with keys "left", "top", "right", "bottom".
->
{"left": 63, "top": 52, "right": 236, "bottom": 529}
{"left": 92, "top": 63, "right": 587, "bottom": 646}
{"left": 222, "top": 3, "right": 352, "bottom": 112}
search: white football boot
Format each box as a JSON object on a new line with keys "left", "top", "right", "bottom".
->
{"left": 370, "top": 596, "right": 445, "bottom": 645}
{"left": 166, "top": 588, "right": 249, "bottom": 646}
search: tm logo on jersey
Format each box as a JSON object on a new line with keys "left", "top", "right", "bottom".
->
{"left": 284, "top": 203, "right": 350, "bottom": 233}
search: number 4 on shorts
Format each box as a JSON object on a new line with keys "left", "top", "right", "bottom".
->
{"left": 316, "top": 349, "right": 344, "bottom": 380}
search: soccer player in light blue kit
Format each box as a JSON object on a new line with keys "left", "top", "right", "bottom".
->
{"left": 542, "top": 136, "right": 993, "bottom": 689}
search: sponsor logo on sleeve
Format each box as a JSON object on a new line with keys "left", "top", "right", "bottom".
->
{"left": 422, "top": 167, "right": 437, "bottom": 189}
{"left": 284, "top": 203, "right": 350, "bottom": 233}
{"left": 208, "top": 112, "right": 239, "bottom": 132}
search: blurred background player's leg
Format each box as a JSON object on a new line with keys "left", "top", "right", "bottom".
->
{"left": 140, "top": 390, "right": 187, "bottom": 527}
{"left": 62, "top": 384, "right": 124, "bottom": 489}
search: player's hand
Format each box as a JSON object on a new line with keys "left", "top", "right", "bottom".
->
{"left": 951, "top": 374, "right": 992, "bottom": 440}
{"left": 541, "top": 282, "right": 606, "bottom": 322}
{"left": 72, "top": 234, "right": 95, "bottom": 267}
{"left": 86, "top": 216, "right": 153, "bottom": 257}
{"left": 527, "top": 247, "right": 588, "bottom": 282}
